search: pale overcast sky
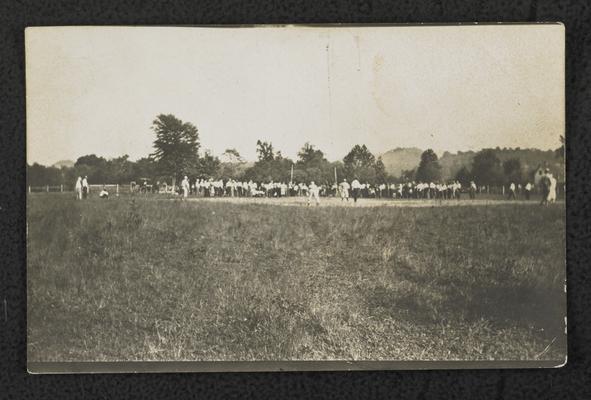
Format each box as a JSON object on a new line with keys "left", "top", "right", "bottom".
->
{"left": 26, "top": 25, "right": 564, "bottom": 166}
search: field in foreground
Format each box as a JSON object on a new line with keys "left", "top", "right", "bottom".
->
{"left": 27, "top": 194, "right": 566, "bottom": 362}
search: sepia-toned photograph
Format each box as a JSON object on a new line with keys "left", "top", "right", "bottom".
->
{"left": 26, "top": 25, "right": 566, "bottom": 371}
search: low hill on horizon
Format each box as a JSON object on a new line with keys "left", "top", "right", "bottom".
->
{"left": 378, "top": 147, "right": 423, "bottom": 177}
{"left": 379, "top": 147, "right": 564, "bottom": 181}
{"left": 51, "top": 160, "right": 75, "bottom": 169}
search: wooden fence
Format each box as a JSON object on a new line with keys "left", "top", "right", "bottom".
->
{"left": 27, "top": 183, "right": 176, "bottom": 195}
{"left": 28, "top": 184, "right": 130, "bottom": 194}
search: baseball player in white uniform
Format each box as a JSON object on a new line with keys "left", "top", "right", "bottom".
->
{"left": 307, "top": 181, "right": 320, "bottom": 206}
{"left": 339, "top": 179, "right": 350, "bottom": 201}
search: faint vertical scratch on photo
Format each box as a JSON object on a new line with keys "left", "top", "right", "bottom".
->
{"left": 325, "top": 39, "right": 332, "bottom": 132}
{"left": 355, "top": 35, "right": 361, "bottom": 72}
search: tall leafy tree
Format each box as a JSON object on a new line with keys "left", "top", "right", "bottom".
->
{"left": 502, "top": 158, "right": 522, "bottom": 184}
{"left": 243, "top": 157, "right": 293, "bottom": 182}
{"left": 400, "top": 168, "right": 415, "bottom": 182}
{"left": 244, "top": 140, "right": 292, "bottom": 182}
{"left": 343, "top": 144, "right": 377, "bottom": 182}
{"left": 256, "top": 140, "right": 276, "bottom": 162}
{"left": 374, "top": 156, "right": 388, "bottom": 183}
{"left": 415, "top": 149, "right": 442, "bottom": 182}
{"left": 151, "top": 114, "right": 200, "bottom": 179}
{"left": 221, "top": 148, "right": 243, "bottom": 163}
{"left": 133, "top": 157, "right": 158, "bottom": 181}
{"left": 26, "top": 163, "right": 63, "bottom": 186}
{"left": 296, "top": 142, "right": 333, "bottom": 183}
{"left": 472, "top": 149, "right": 504, "bottom": 185}
{"left": 196, "top": 150, "right": 221, "bottom": 179}
{"left": 455, "top": 165, "right": 473, "bottom": 186}
{"left": 74, "top": 154, "right": 108, "bottom": 183}
{"left": 343, "top": 144, "right": 375, "bottom": 169}
{"left": 106, "top": 154, "right": 134, "bottom": 184}
{"left": 75, "top": 154, "right": 107, "bottom": 168}
{"left": 297, "top": 142, "right": 326, "bottom": 166}
{"left": 220, "top": 149, "right": 246, "bottom": 180}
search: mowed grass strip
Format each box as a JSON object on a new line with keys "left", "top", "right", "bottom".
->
{"left": 27, "top": 194, "right": 566, "bottom": 362}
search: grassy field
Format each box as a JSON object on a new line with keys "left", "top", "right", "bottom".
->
{"left": 27, "top": 194, "right": 566, "bottom": 362}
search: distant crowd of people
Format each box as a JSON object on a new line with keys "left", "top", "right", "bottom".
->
{"left": 174, "top": 172, "right": 559, "bottom": 206}
{"left": 178, "top": 177, "right": 339, "bottom": 200}
{"left": 73, "top": 169, "right": 559, "bottom": 205}
{"left": 337, "top": 179, "right": 467, "bottom": 202}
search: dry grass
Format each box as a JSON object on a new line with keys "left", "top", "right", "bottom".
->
{"left": 27, "top": 194, "right": 566, "bottom": 362}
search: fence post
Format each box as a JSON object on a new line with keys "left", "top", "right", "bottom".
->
{"left": 60, "top": 184, "right": 63, "bottom": 192}
{"left": 502, "top": 186, "right": 505, "bottom": 196}
{"left": 46, "top": 185, "right": 49, "bottom": 192}
{"left": 116, "top": 184, "right": 119, "bottom": 196}
{"left": 28, "top": 186, "right": 31, "bottom": 193}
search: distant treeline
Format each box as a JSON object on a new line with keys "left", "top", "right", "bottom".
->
{"left": 27, "top": 114, "right": 565, "bottom": 188}
{"left": 382, "top": 146, "right": 565, "bottom": 183}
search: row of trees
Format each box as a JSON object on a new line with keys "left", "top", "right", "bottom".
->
{"left": 27, "top": 114, "right": 391, "bottom": 187}
{"left": 27, "top": 113, "right": 558, "bottom": 188}
{"left": 27, "top": 154, "right": 155, "bottom": 188}
{"left": 454, "top": 150, "right": 533, "bottom": 186}
{"left": 406, "top": 148, "right": 544, "bottom": 186}
{"left": 239, "top": 141, "right": 387, "bottom": 185}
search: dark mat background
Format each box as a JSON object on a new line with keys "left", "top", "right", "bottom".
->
{"left": 1, "top": 0, "right": 590, "bottom": 398}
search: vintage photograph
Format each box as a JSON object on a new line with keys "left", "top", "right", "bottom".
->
{"left": 26, "top": 25, "right": 566, "bottom": 370}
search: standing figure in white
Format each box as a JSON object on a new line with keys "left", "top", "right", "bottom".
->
{"left": 339, "top": 179, "right": 350, "bottom": 202}
{"left": 307, "top": 181, "right": 320, "bottom": 206}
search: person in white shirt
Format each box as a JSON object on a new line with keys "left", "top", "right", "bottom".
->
{"left": 75, "top": 176, "right": 82, "bottom": 200}
{"left": 438, "top": 183, "right": 446, "bottom": 200}
{"left": 228, "top": 179, "right": 235, "bottom": 197}
{"left": 548, "top": 174, "right": 557, "bottom": 203}
{"left": 181, "top": 176, "right": 190, "bottom": 199}
{"left": 507, "top": 182, "right": 516, "bottom": 200}
{"left": 378, "top": 183, "right": 386, "bottom": 199}
{"left": 455, "top": 181, "right": 462, "bottom": 200}
{"left": 469, "top": 181, "right": 477, "bottom": 200}
{"left": 99, "top": 185, "right": 109, "bottom": 199}
{"left": 351, "top": 178, "right": 361, "bottom": 203}
{"left": 524, "top": 182, "right": 532, "bottom": 200}
{"left": 307, "top": 181, "right": 320, "bottom": 206}
{"left": 339, "top": 179, "right": 350, "bottom": 201}
{"left": 193, "top": 179, "right": 199, "bottom": 196}
{"left": 540, "top": 170, "right": 551, "bottom": 205}
{"left": 208, "top": 179, "right": 215, "bottom": 197}
{"left": 389, "top": 183, "right": 397, "bottom": 198}
{"left": 300, "top": 183, "right": 308, "bottom": 197}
